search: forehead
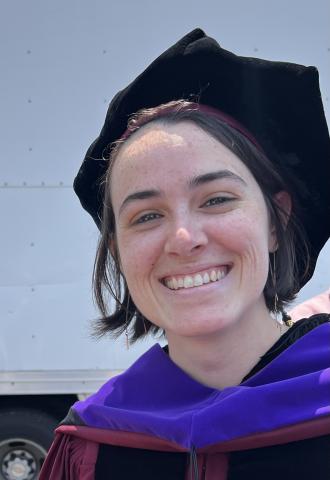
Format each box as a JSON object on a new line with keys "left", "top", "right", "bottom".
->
{"left": 110, "top": 121, "right": 258, "bottom": 196}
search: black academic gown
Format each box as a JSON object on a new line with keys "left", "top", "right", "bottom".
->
{"left": 96, "top": 316, "right": 330, "bottom": 480}
{"left": 41, "top": 315, "right": 330, "bottom": 480}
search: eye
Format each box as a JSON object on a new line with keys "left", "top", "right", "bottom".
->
{"left": 203, "top": 196, "right": 234, "bottom": 207}
{"left": 135, "top": 212, "right": 162, "bottom": 224}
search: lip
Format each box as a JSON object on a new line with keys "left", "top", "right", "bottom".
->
{"left": 159, "top": 263, "right": 233, "bottom": 283}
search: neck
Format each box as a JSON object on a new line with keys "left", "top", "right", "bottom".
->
{"left": 166, "top": 305, "right": 289, "bottom": 390}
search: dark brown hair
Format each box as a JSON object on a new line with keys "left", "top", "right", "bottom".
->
{"left": 93, "top": 100, "right": 310, "bottom": 343}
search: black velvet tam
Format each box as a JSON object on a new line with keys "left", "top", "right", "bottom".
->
{"left": 73, "top": 28, "right": 330, "bottom": 286}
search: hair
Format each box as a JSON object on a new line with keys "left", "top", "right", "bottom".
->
{"left": 93, "top": 100, "right": 310, "bottom": 343}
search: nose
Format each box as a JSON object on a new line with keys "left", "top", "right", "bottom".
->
{"left": 164, "top": 222, "right": 208, "bottom": 256}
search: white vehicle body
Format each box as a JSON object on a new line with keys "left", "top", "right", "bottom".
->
{"left": 0, "top": 1, "right": 329, "bottom": 478}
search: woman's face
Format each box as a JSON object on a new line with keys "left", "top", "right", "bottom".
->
{"left": 110, "top": 121, "right": 276, "bottom": 337}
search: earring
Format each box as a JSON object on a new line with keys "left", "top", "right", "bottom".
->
{"left": 270, "top": 253, "right": 281, "bottom": 328}
{"left": 270, "top": 253, "right": 293, "bottom": 329}
{"left": 125, "top": 293, "right": 130, "bottom": 349}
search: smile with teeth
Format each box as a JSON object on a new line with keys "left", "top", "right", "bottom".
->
{"left": 163, "top": 267, "right": 228, "bottom": 290}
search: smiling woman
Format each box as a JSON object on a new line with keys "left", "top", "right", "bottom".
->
{"left": 40, "top": 29, "right": 330, "bottom": 479}
{"left": 94, "top": 103, "right": 304, "bottom": 345}
{"left": 113, "top": 121, "right": 272, "bottom": 341}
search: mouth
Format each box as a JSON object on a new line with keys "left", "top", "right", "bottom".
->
{"left": 161, "top": 265, "right": 230, "bottom": 291}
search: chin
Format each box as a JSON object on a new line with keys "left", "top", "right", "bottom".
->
{"left": 166, "top": 314, "right": 232, "bottom": 338}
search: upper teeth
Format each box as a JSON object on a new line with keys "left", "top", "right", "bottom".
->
{"left": 164, "top": 268, "right": 226, "bottom": 290}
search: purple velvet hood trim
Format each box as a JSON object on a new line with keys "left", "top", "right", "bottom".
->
{"left": 73, "top": 324, "right": 330, "bottom": 449}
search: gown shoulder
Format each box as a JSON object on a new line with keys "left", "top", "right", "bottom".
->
{"left": 40, "top": 431, "right": 98, "bottom": 479}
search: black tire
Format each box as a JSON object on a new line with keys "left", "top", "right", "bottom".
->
{"left": 0, "top": 409, "right": 58, "bottom": 480}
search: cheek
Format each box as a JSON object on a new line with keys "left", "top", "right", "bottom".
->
{"left": 211, "top": 211, "right": 271, "bottom": 271}
{"left": 117, "top": 230, "right": 163, "bottom": 281}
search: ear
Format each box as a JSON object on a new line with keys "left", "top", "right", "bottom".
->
{"left": 274, "top": 190, "right": 292, "bottom": 226}
{"left": 269, "top": 191, "right": 292, "bottom": 252}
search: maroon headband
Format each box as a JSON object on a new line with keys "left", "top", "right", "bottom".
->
{"left": 195, "top": 103, "right": 264, "bottom": 152}
{"left": 120, "top": 102, "right": 264, "bottom": 153}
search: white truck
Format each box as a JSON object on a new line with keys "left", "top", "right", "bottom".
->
{"left": 0, "top": 1, "right": 329, "bottom": 479}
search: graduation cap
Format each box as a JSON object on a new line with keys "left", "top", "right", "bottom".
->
{"left": 74, "top": 28, "right": 330, "bottom": 286}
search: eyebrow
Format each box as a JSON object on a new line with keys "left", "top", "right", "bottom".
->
{"left": 119, "top": 169, "right": 246, "bottom": 215}
{"left": 189, "top": 169, "right": 247, "bottom": 188}
{"left": 119, "top": 189, "right": 161, "bottom": 215}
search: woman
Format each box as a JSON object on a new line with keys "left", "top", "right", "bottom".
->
{"left": 40, "top": 29, "right": 330, "bottom": 479}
